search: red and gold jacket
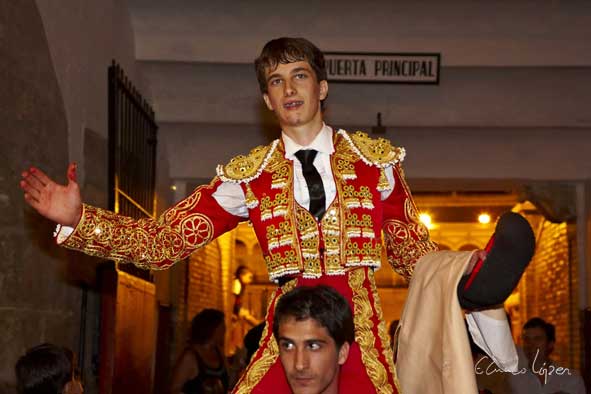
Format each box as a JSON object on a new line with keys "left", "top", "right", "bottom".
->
{"left": 59, "top": 130, "right": 437, "bottom": 281}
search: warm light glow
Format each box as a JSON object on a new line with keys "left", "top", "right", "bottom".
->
{"left": 478, "top": 213, "right": 491, "bottom": 224}
{"left": 170, "top": 185, "right": 177, "bottom": 191}
{"left": 419, "top": 213, "right": 432, "bottom": 228}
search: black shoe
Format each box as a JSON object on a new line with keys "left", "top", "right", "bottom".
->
{"left": 458, "top": 212, "right": 535, "bottom": 310}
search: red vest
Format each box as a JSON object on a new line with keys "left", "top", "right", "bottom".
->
{"left": 218, "top": 129, "right": 405, "bottom": 281}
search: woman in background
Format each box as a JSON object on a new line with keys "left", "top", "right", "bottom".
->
{"left": 170, "top": 309, "right": 228, "bottom": 394}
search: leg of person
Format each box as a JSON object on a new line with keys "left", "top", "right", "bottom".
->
{"left": 457, "top": 212, "right": 535, "bottom": 309}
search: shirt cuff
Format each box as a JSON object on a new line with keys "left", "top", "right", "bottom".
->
{"left": 54, "top": 224, "right": 74, "bottom": 244}
{"left": 466, "top": 309, "right": 519, "bottom": 372}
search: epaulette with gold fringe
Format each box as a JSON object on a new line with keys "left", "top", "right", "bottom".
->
{"left": 216, "top": 139, "right": 280, "bottom": 208}
{"left": 338, "top": 130, "right": 406, "bottom": 191}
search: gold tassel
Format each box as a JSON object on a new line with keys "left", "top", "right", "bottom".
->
{"left": 244, "top": 183, "right": 259, "bottom": 208}
{"left": 377, "top": 168, "right": 390, "bottom": 192}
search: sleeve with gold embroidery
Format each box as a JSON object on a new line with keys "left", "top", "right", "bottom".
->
{"left": 58, "top": 177, "right": 243, "bottom": 270}
{"left": 382, "top": 163, "right": 438, "bottom": 281}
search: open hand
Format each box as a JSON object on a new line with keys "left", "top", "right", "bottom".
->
{"left": 20, "top": 163, "right": 83, "bottom": 227}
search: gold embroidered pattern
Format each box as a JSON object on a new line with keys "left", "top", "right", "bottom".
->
{"left": 367, "top": 270, "right": 400, "bottom": 391}
{"left": 63, "top": 182, "right": 216, "bottom": 269}
{"left": 265, "top": 221, "right": 294, "bottom": 251}
{"left": 342, "top": 185, "right": 374, "bottom": 210}
{"left": 270, "top": 162, "right": 290, "bottom": 189}
{"left": 344, "top": 213, "right": 375, "bottom": 239}
{"left": 341, "top": 130, "right": 405, "bottom": 168}
{"left": 264, "top": 250, "right": 301, "bottom": 281}
{"left": 217, "top": 140, "right": 278, "bottom": 182}
{"left": 335, "top": 156, "right": 357, "bottom": 180}
{"left": 345, "top": 241, "right": 382, "bottom": 266}
{"left": 349, "top": 269, "right": 394, "bottom": 394}
{"left": 295, "top": 205, "right": 321, "bottom": 278}
{"left": 383, "top": 195, "right": 438, "bottom": 280}
{"left": 260, "top": 189, "right": 289, "bottom": 222}
{"left": 321, "top": 206, "right": 344, "bottom": 275}
{"left": 259, "top": 154, "right": 302, "bottom": 281}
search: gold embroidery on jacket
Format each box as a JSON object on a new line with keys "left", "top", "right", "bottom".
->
{"left": 349, "top": 269, "right": 394, "bottom": 394}
{"left": 217, "top": 141, "right": 278, "bottom": 182}
{"left": 345, "top": 131, "right": 405, "bottom": 167}
{"left": 367, "top": 270, "right": 399, "bottom": 390}
{"left": 383, "top": 175, "right": 438, "bottom": 280}
{"left": 62, "top": 183, "right": 215, "bottom": 269}
{"left": 345, "top": 241, "right": 382, "bottom": 266}
{"left": 260, "top": 155, "right": 302, "bottom": 281}
{"left": 321, "top": 205, "right": 344, "bottom": 275}
{"left": 296, "top": 205, "right": 321, "bottom": 278}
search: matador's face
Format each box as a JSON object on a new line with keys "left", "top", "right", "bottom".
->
{"left": 262, "top": 60, "right": 328, "bottom": 132}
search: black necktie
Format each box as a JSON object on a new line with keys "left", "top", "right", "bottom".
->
{"left": 295, "top": 149, "right": 326, "bottom": 221}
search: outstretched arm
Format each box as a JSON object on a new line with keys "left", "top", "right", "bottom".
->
{"left": 21, "top": 164, "right": 244, "bottom": 270}
{"left": 20, "top": 163, "right": 82, "bottom": 226}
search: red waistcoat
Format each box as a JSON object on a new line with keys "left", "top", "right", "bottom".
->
{"left": 218, "top": 129, "right": 404, "bottom": 281}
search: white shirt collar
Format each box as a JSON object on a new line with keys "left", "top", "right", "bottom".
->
{"left": 282, "top": 123, "right": 334, "bottom": 160}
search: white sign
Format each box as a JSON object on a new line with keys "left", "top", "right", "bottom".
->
{"left": 325, "top": 52, "right": 440, "bottom": 84}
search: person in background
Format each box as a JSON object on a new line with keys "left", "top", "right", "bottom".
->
{"left": 244, "top": 322, "right": 266, "bottom": 366}
{"left": 15, "top": 343, "right": 83, "bottom": 394}
{"left": 229, "top": 265, "right": 261, "bottom": 358}
{"left": 170, "top": 309, "right": 229, "bottom": 394}
{"left": 509, "top": 317, "right": 586, "bottom": 394}
{"left": 231, "top": 266, "right": 260, "bottom": 326}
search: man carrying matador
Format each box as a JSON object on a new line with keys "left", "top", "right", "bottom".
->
{"left": 21, "top": 37, "right": 535, "bottom": 394}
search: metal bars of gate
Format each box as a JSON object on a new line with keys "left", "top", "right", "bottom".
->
{"left": 108, "top": 61, "right": 158, "bottom": 281}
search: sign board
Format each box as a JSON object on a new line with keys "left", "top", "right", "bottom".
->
{"left": 325, "top": 52, "right": 440, "bottom": 84}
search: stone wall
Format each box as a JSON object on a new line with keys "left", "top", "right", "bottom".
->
{"left": 0, "top": 1, "right": 156, "bottom": 392}
{"left": 0, "top": 1, "right": 78, "bottom": 392}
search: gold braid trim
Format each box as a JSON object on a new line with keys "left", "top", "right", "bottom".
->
{"left": 216, "top": 140, "right": 279, "bottom": 183}
{"left": 367, "top": 270, "right": 402, "bottom": 393}
{"left": 339, "top": 130, "right": 405, "bottom": 168}
{"left": 348, "top": 269, "right": 394, "bottom": 394}
{"left": 233, "top": 279, "right": 298, "bottom": 393}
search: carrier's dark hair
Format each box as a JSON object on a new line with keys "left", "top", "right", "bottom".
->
{"left": 15, "top": 343, "right": 74, "bottom": 394}
{"left": 273, "top": 285, "right": 354, "bottom": 349}
{"left": 190, "top": 308, "right": 225, "bottom": 345}
{"left": 524, "top": 317, "right": 556, "bottom": 343}
{"left": 254, "top": 37, "right": 327, "bottom": 94}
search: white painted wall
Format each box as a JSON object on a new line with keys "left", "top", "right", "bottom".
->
{"left": 128, "top": 0, "right": 591, "bottom": 66}
{"left": 143, "top": 62, "right": 591, "bottom": 127}
{"left": 35, "top": 0, "right": 149, "bottom": 182}
{"left": 130, "top": 1, "right": 591, "bottom": 184}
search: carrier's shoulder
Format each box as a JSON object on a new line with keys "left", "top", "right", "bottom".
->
{"left": 336, "top": 129, "right": 405, "bottom": 167}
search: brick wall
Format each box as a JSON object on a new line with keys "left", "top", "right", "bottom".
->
{"left": 519, "top": 216, "right": 582, "bottom": 371}
{"left": 173, "top": 240, "right": 223, "bottom": 356}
